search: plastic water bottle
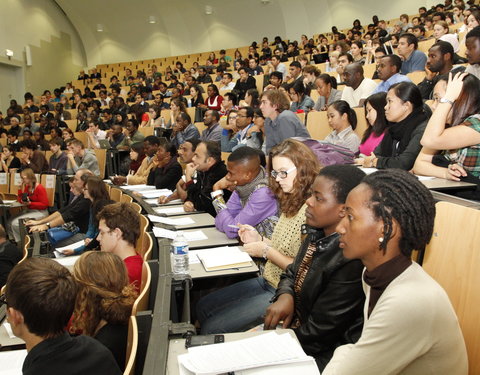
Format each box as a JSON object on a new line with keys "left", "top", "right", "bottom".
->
{"left": 161, "top": 117, "right": 166, "bottom": 128}
{"left": 172, "top": 232, "right": 189, "bottom": 274}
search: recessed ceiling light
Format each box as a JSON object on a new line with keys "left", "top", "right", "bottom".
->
{"left": 205, "top": 5, "right": 213, "bottom": 15}
{"left": 149, "top": 16, "right": 156, "bottom": 24}
{"left": 96, "top": 24, "right": 104, "bottom": 32}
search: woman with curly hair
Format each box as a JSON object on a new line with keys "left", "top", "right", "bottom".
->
{"left": 196, "top": 139, "right": 320, "bottom": 334}
{"left": 71, "top": 251, "right": 137, "bottom": 369}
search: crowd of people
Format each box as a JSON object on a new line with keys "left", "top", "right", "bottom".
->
{"left": 0, "top": 1, "right": 476, "bottom": 373}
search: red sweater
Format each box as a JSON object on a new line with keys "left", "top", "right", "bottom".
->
{"left": 17, "top": 184, "right": 49, "bottom": 210}
{"left": 124, "top": 254, "right": 143, "bottom": 292}
{"left": 205, "top": 95, "right": 224, "bottom": 111}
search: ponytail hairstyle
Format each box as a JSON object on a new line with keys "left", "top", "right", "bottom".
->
{"left": 317, "top": 73, "right": 338, "bottom": 90}
{"left": 328, "top": 100, "right": 357, "bottom": 130}
{"left": 71, "top": 251, "right": 137, "bottom": 336}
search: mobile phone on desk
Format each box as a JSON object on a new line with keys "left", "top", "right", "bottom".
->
{"left": 185, "top": 334, "right": 225, "bottom": 348}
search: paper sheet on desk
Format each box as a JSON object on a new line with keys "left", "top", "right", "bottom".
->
{"left": 0, "top": 349, "right": 28, "bottom": 375}
{"left": 148, "top": 215, "right": 194, "bottom": 225}
{"left": 53, "top": 254, "right": 81, "bottom": 267}
{"left": 120, "top": 184, "right": 154, "bottom": 191}
{"left": 415, "top": 175, "right": 436, "bottom": 181}
{"left": 55, "top": 240, "right": 85, "bottom": 254}
{"left": 2, "top": 200, "right": 16, "bottom": 205}
{"left": 153, "top": 228, "right": 208, "bottom": 241}
{"left": 141, "top": 189, "right": 173, "bottom": 198}
{"left": 360, "top": 167, "right": 378, "bottom": 174}
{"left": 154, "top": 206, "right": 185, "bottom": 215}
{"left": 178, "top": 332, "right": 318, "bottom": 375}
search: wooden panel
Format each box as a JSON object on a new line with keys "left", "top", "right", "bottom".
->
{"left": 423, "top": 201, "right": 480, "bottom": 375}
{"left": 40, "top": 174, "right": 56, "bottom": 206}
{"left": 93, "top": 149, "right": 107, "bottom": 179}
{"left": 0, "top": 173, "right": 9, "bottom": 193}
{"left": 306, "top": 111, "right": 331, "bottom": 140}
{"left": 9, "top": 171, "right": 21, "bottom": 194}
{"left": 407, "top": 71, "right": 426, "bottom": 85}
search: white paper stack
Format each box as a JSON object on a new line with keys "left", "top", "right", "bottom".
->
{"left": 119, "top": 184, "right": 154, "bottom": 191}
{"left": 178, "top": 332, "right": 319, "bottom": 375}
{"left": 0, "top": 349, "right": 28, "bottom": 375}
{"left": 154, "top": 206, "right": 185, "bottom": 215}
{"left": 141, "top": 189, "right": 172, "bottom": 199}
{"left": 194, "top": 246, "right": 252, "bottom": 271}
{"left": 152, "top": 228, "right": 208, "bottom": 242}
{"left": 148, "top": 215, "right": 194, "bottom": 226}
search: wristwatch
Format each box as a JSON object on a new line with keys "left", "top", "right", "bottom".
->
{"left": 440, "top": 97, "right": 455, "bottom": 106}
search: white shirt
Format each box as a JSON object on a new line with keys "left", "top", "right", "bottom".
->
{"left": 341, "top": 78, "right": 377, "bottom": 107}
{"left": 220, "top": 82, "right": 236, "bottom": 91}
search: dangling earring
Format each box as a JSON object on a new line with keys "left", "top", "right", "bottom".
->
{"left": 378, "top": 237, "right": 384, "bottom": 243}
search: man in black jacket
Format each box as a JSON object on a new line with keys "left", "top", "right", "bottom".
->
{"left": 184, "top": 141, "right": 231, "bottom": 217}
{"left": 264, "top": 165, "right": 366, "bottom": 371}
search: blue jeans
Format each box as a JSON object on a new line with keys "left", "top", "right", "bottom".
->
{"left": 196, "top": 277, "right": 276, "bottom": 334}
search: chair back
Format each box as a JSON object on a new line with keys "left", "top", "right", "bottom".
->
{"left": 110, "top": 187, "right": 123, "bottom": 202}
{"left": 130, "top": 202, "right": 142, "bottom": 214}
{"left": 423, "top": 201, "right": 480, "bottom": 375}
{"left": 123, "top": 316, "right": 138, "bottom": 375}
{"left": 121, "top": 194, "right": 133, "bottom": 204}
{"left": 131, "top": 262, "right": 152, "bottom": 316}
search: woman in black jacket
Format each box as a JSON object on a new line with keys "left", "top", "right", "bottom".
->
{"left": 147, "top": 140, "right": 182, "bottom": 192}
{"left": 264, "top": 165, "right": 366, "bottom": 371}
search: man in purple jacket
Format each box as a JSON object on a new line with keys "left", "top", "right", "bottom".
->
{"left": 213, "top": 147, "right": 278, "bottom": 239}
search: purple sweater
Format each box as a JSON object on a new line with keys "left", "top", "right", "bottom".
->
{"left": 215, "top": 187, "right": 278, "bottom": 238}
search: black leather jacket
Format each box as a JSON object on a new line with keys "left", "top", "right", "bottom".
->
{"left": 275, "top": 227, "right": 365, "bottom": 370}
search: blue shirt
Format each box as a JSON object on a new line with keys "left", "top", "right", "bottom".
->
{"left": 400, "top": 50, "right": 427, "bottom": 75}
{"left": 372, "top": 73, "right": 412, "bottom": 94}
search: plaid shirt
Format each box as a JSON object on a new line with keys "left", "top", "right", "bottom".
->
{"left": 446, "top": 115, "right": 480, "bottom": 177}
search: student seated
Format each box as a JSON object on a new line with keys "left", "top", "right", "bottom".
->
{"left": 0, "top": 224, "right": 21, "bottom": 287}
{"left": 356, "top": 82, "right": 430, "bottom": 170}
{"left": 416, "top": 73, "right": 480, "bottom": 199}
{"left": 357, "top": 92, "right": 389, "bottom": 157}
{"left": 61, "top": 176, "right": 112, "bottom": 255}
{"left": 8, "top": 168, "right": 49, "bottom": 242}
{"left": 214, "top": 147, "right": 278, "bottom": 239}
{"left": 183, "top": 141, "right": 232, "bottom": 217}
{"left": 196, "top": 139, "right": 320, "bottom": 333}
{"left": 27, "top": 169, "right": 93, "bottom": 236}
{"left": 264, "top": 165, "right": 366, "bottom": 371}
{"left": 324, "top": 100, "right": 361, "bottom": 153}
{"left": 71, "top": 252, "right": 137, "bottom": 369}
{"left": 96, "top": 202, "right": 143, "bottom": 291}
{"left": 146, "top": 140, "right": 183, "bottom": 191}
{"left": 158, "top": 139, "right": 200, "bottom": 204}
{"left": 66, "top": 139, "right": 100, "bottom": 177}
{"left": 5, "top": 258, "right": 122, "bottom": 374}
{"left": 323, "top": 169, "right": 468, "bottom": 374}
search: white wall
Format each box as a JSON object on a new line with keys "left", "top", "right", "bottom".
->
{"left": 57, "top": 0, "right": 438, "bottom": 67}
{"left": 0, "top": 0, "right": 87, "bottom": 98}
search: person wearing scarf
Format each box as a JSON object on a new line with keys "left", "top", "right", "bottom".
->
{"left": 359, "top": 82, "right": 431, "bottom": 170}
{"left": 214, "top": 147, "right": 278, "bottom": 239}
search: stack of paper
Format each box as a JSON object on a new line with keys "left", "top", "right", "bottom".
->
{"left": 178, "top": 332, "right": 319, "bottom": 375}
{"left": 0, "top": 350, "right": 28, "bottom": 375}
{"left": 141, "top": 189, "right": 172, "bottom": 199}
{"left": 152, "top": 228, "right": 208, "bottom": 242}
{"left": 148, "top": 215, "right": 195, "bottom": 226}
{"left": 154, "top": 206, "right": 185, "bottom": 215}
{"left": 119, "top": 184, "right": 154, "bottom": 191}
{"left": 194, "top": 246, "right": 253, "bottom": 271}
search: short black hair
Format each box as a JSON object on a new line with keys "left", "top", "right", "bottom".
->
{"left": 225, "top": 92, "right": 238, "bottom": 105}
{"left": 270, "top": 71, "right": 283, "bottom": 81}
{"left": 21, "top": 139, "right": 37, "bottom": 151}
{"left": 399, "top": 33, "right": 419, "bottom": 49}
{"left": 177, "top": 112, "right": 192, "bottom": 123}
{"left": 431, "top": 40, "right": 454, "bottom": 60}
{"left": 289, "top": 61, "right": 302, "bottom": 69}
{"left": 228, "top": 146, "right": 261, "bottom": 165}
{"left": 203, "top": 141, "right": 221, "bottom": 162}
{"left": 239, "top": 106, "right": 254, "bottom": 119}
{"left": 144, "top": 135, "right": 161, "bottom": 146}
{"left": 184, "top": 138, "right": 201, "bottom": 150}
{"left": 319, "top": 165, "right": 366, "bottom": 203}
{"left": 383, "top": 54, "right": 403, "bottom": 72}
{"left": 466, "top": 25, "right": 480, "bottom": 40}
{"left": 210, "top": 110, "right": 220, "bottom": 122}
{"left": 339, "top": 52, "right": 354, "bottom": 63}
{"left": 362, "top": 169, "right": 435, "bottom": 257}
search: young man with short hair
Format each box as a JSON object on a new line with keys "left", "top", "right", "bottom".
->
{"left": 97, "top": 202, "right": 143, "bottom": 289}
{"left": 20, "top": 139, "right": 49, "bottom": 173}
{"left": 397, "top": 33, "right": 427, "bottom": 74}
{"left": 5, "top": 257, "right": 121, "bottom": 374}
{"left": 66, "top": 139, "right": 100, "bottom": 176}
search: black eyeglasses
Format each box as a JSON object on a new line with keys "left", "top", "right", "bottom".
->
{"left": 271, "top": 166, "right": 297, "bottom": 179}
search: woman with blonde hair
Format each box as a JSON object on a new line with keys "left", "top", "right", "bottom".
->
{"left": 71, "top": 251, "right": 137, "bottom": 369}
{"left": 196, "top": 139, "right": 320, "bottom": 334}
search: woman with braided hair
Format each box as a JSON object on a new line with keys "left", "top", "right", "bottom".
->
{"left": 70, "top": 251, "right": 137, "bottom": 369}
{"left": 323, "top": 169, "right": 467, "bottom": 375}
